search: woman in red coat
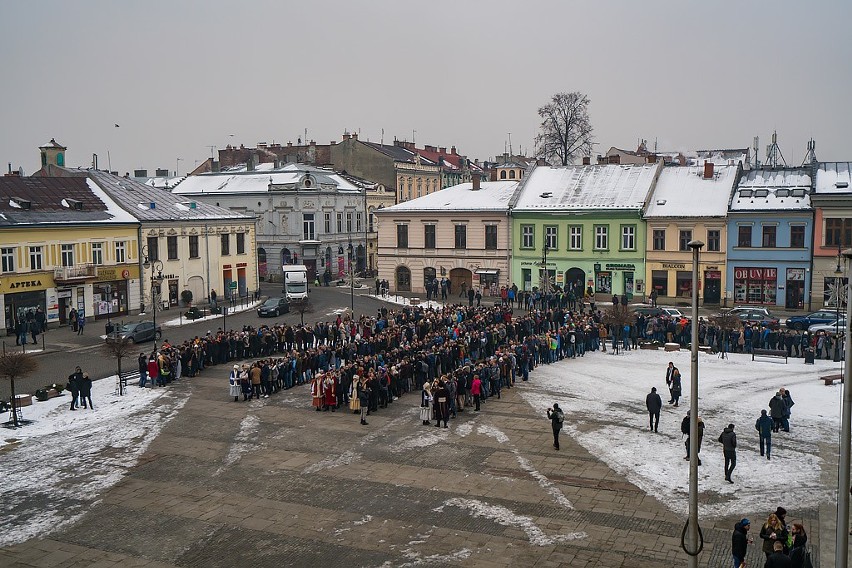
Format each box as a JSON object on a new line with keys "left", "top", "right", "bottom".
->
{"left": 147, "top": 357, "right": 159, "bottom": 388}
{"left": 471, "top": 374, "right": 482, "bottom": 411}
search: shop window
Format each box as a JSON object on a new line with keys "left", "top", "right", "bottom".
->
{"left": 824, "top": 276, "right": 849, "bottom": 307}
{"left": 733, "top": 267, "right": 778, "bottom": 305}
{"left": 651, "top": 270, "right": 668, "bottom": 296}
{"left": 676, "top": 271, "right": 693, "bottom": 297}
{"left": 595, "top": 271, "right": 612, "bottom": 294}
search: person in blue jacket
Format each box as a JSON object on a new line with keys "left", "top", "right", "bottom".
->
{"left": 755, "top": 409, "right": 774, "bottom": 459}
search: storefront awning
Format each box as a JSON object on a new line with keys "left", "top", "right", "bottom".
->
{"left": 475, "top": 269, "right": 499, "bottom": 275}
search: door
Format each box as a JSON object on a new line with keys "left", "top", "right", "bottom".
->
{"left": 58, "top": 297, "right": 69, "bottom": 325}
{"left": 623, "top": 272, "right": 634, "bottom": 301}
{"left": 704, "top": 273, "right": 721, "bottom": 304}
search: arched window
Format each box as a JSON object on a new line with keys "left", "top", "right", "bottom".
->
{"left": 509, "top": 170, "right": 516, "bottom": 179}
{"left": 396, "top": 266, "right": 412, "bottom": 292}
{"left": 57, "top": 152, "right": 64, "bottom": 166}
{"left": 500, "top": 170, "right": 506, "bottom": 179}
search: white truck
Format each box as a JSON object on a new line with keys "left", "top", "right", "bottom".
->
{"left": 281, "top": 264, "right": 309, "bottom": 301}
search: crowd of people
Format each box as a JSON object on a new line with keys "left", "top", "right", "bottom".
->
{"left": 732, "top": 506, "right": 811, "bottom": 567}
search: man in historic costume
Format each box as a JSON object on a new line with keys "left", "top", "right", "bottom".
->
{"left": 323, "top": 371, "right": 337, "bottom": 411}
{"left": 311, "top": 372, "right": 324, "bottom": 411}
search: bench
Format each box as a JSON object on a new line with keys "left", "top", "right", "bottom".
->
{"left": 752, "top": 348, "right": 788, "bottom": 363}
{"left": 821, "top": 373, "right": 844, "bottom": 386}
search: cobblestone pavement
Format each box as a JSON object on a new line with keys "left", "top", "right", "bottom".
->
{"left": 0, "top": 363, "right": 820, "bottom": 567}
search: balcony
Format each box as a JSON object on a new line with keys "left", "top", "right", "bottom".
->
{"left": 54, "top": 264, "right": 98, "bottom": 283}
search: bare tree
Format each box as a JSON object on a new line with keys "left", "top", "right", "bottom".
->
{"left": 103, "top": 336, "right": 135, "bottom": 395}
{"left": 535, "top": 91, "right": 594, "bottom": 166}
{"left": 0, "top": 352, "right": 39, "bottom": 427}
{"left": 291, "top": 298, "right": 315, "bottom": 326}
{"left": 709, "top": 313, "right": 742, "bottom": 357}
{"left": 602, "top": 304, "right": 635, "bottom": 355}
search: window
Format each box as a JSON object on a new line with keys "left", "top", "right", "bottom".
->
{"left": 424, "top": 225, "right": 436, "bottom": 249}
{"left": 189, "top": 235, "right": 199, "bottom": 258}
{"left": 485, "top": 225, "right": 498, "bottom": 250}
{"left": 369, "top": 213, "right": 375, "bottom": 233}
{"left": 652, "top": 229, "right": 666, "bottom": 251}
{"left": 679, "top": 230, "right": 693, "bottom": 251}
{"left": 397, "top": 225, "right": 409, "bottom": 248}
{"left": 396, "top": 266, "right": 411, "bottom": 292}
{"left": 303, "top": 213, "right": 315, "bottom": 240}
{"left": 346, "top": 212, "right": 353, "bottom": 232}
{"left": 29, "top": 246, "right": 42, "bottom": 270}
{"left": 500, "top": 170, "right": 507, "bottom": 179}
{"left": 521, "top": 225, "right": 534, "bottom": 248}
{"left": 356, "top": 213, "right": 362, "bottom": 232}
{"left": 61, "top": 244, "right": 74, "bottom": 267}
{"left": 220, "top": 233, "right": 230, "bottom": 255}
{"left": 825, "top": 218, "right": 852, "bottom": 247}
{"left": 1, "top": 247, "right": 14, "bottom": 273}
{"left": 91, "top": 242, "right": 104, "bottom": 265}
{"left": 707, "top": 229, "right": 721, "bottom": 252}
{"left": 167, "top": 236, "right": 178, "bottom": 260}
{"left": 790, "top": 225, "right": 805, "bottom": 248}
{"left": 509, "top": 170, "right": 516, "bottom": 179}
{"left": 762, "top": 225, "right": 777, "bottom": 248}
{"left": 545, "top": 226, "right": 558, "bottom": 250}
{"left": 115, "top": 241, "right": 126, "bottom": 263}
{"left": 621, "top": 225, "right": 635, "bottom": 250}
{"left": 324, "top": 213, "right": 331, "bottom": 234}
{"left": 337, "top": 213, "right": 343, "bottom": 233}
{"left": 594, "top": 225, "right": 608, "bottom": 250}
{"left": 454, "top": 224, "right": 467, "bottom": 249}
{"left": 236, "top": 232, "right": 245, "bottom": 254}
{"left": 146, "top": 236, "right": 159, "bottom": 261}
{"left": 416, "top": 179, "right": 422, "bottom": 198}
{"left": 569, "top": 226, "right": 582, "bottom": 250}
{"left": 738, "top": 225, "right": 752, "bottom": 247}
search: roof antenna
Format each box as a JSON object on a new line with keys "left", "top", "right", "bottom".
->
{"left": 802, "top": 138, "right": 818, "bottom": 165}
{"left": 766, "top": 130, "right": 787, "bottom": 167}
{"left": 508, "top": 132, "right": 513, "bottom": 157}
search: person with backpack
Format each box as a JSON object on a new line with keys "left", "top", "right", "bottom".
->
{"left": 547, "top": 403, "right": 564, "bottom": 450}
{"left": 646, "top": 387, "right": 662, "bottom": 432}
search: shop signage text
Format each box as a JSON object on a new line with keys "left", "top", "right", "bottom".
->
{"left": 9, "top": 279, "right": 42, "bottom": 289}
{"left": 734, "top": 267, "right": 777, "bottom": 280}
{"left": 605, "top": 263, "right": 636, "bottom": 271}
{"left": 661, "top": 263, "right": 686, "bottom": 269}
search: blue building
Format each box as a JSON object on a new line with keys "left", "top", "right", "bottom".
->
{"left": 726, "top": 167, "right": 813, "bottom": 310}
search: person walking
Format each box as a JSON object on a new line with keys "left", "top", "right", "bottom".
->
{"left": 471, "top": 374, "right": 482, "bottom": 411}
{"left": 718, "top": 423, "right": 737, "bottom": 483}
{"left": 137, "top": 352, "right": 148, "bottom": 388}
{"left": 756, "top": 409, "right": 773, "bottom": 459}
{"left": 67, "top": 366, "right": 82, "bottom": 410}
{"left": 780, "top": 387, "right": 794, "bottom": 432}
{"left": 681, "top": 410, "right": 704, "bottom": 465}
{"left": 670, "top": 367, "right": 682, "bottom": 407}
{"left": 79, "top": 372, "right": 93, "bottom": 409}
{"left": 646, "top": 387, "right": 662, "bottom": 432}
{"left": 769, "top": 390, "right": 786, "bottom": 433}
{"left": 665, "top": 361, "right": 675, "bottom": 403}
{"left": 731, "top": 518, "right": 752, "bottom": 568}
{"left": 547, "top": 403, "right": 564, "bottom": 450}
{"left": 76, "top": 312, "right": 86, "bottom": 335}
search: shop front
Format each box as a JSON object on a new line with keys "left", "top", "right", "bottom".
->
{"left": 784, "top": 268, "right": 806, "bottom": 309}
{"left": 733, "top": 267, "right": 777, "bottom": 305}
{"left": 647, "top": 261, "right": 724, "bottom": 305}
{"left": 594, "top": 262, "right": 640, "bottom": 299}
{"left": 93, "top": 267, "right": 133, "bottom": 320}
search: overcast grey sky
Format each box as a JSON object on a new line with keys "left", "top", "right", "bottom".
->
{"left": 3, "top": 0, "right": 851, "bottom": 176}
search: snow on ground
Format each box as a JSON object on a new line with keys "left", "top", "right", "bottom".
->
{"left": 0, "top": 377, "right": 186, "bottom": 546}
{"left": 519, "top": 347, "right": 844, "bottom": 518}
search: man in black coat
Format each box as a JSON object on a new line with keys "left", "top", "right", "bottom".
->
{"left": 645, "top": 387, "right": 662, "bottom": 432}
{"left": 718, "top": 423, "right": 737, "bottom": 483}
{"left": 765, "top": 540, "right": 792, "bottom": 567}
{"left": 769, "top": 391, "right": 786, "bottom": 433}
{"left": 731, "top": 518, "right": 751, "bottom": 568}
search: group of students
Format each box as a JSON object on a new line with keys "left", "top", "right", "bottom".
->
{"left": 732, "top": 506, "right": 811, "bottom": 567}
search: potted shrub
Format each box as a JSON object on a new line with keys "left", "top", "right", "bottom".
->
{"left": 34, "top": 388, "right": 49, "bottom": 402}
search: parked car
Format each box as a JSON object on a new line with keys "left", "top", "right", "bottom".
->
{"left": 257, "top": 297, "right": 290, "bottom": 318}
{"left": 723, "top": 307, "right": 780, "bottom": 327}
{"left": 660, "top": 307, "right": 687, "bottom": 319}
{"left": 107, "top": 321, "right": 162, "bottom": 343}
{"left": 808, "top": 318, "right": 847, "bottom": 335}
{"left": 785, "top": 310, "right": 839, "bottom": 330}
{"left": 632, "top": 305, "right": 663, "bottom": 317}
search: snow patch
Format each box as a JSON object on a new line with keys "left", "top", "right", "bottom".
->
{"left": 477, "top": 424, "right": 509, "bottom": 443}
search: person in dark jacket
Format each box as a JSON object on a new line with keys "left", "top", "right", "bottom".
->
{"left": 768, "top": 391, "right": 786, "bottom": 433}
{"left": 670, "top": 367, "right": 682, "bottom": 407}
{"left": 731, "top": 518, "right": 751, "bottom": 568}
{"left": 138, "top": 352, "right": 148, "bottom": 388}
{"left": 764, "top": 540, "right": 792, "bottom": 567}
{"left": 67, "top": 366, "right": 82, "bottom": 410}
{"left": 718, "top": 423, "right": 737, "bottom": 483}
{"left": 79, "top": 372, "right": 93, "bottom": 409}
{"left": 645, "top": 387, "right": 662, "bottom": 432}
{"left": 780, "top": 387, "right": 794, "bottom": 432}
{"left": 788, "top": 523, "right": 808, "bottom": 568}
{"left": 756, "top": 409, "right": 774, "bottom": 459}
{"left": 546, "top": 403, "right": 564, "bottom": 450}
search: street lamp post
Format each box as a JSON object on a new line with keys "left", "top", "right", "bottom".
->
{"left": 836, "top": 248, "right": 852, "bottom": 567}
{"left": 348, "top": 237, "right": 354, "bottom": 314}
{"left": 142, "top": 251, "right": 164, "bottom": 351}
{"left": 685, "top": 239, "right": 705, "bottom": 567}
{"left": 835, "top": 245, "right": 843, "bottom": 362}
{"left": 540, "top": 243, "right": 549, "bottom": 294}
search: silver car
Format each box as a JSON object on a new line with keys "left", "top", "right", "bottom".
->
{"left": 808, "top": 318, "right": 847, "bottom": 335}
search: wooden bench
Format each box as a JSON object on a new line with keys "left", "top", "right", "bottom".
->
{"left": 821, "top": 373, "right": 844, "bottom": 386}
{"left": 752, "top": 348, "right": 788, "bottom": 363}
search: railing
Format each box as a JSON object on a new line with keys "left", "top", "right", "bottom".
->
{"left": 54, "top": 264, "right": 97, "bottom": 281}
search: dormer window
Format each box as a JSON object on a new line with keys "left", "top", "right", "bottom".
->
{"left": 754, "top": 189, "right": 769, "bottom": 198}
{"left": 739, "top": 189, "right": 753, "bottom": 198}
{"left": 790, "top": 188, "right": 806, "bottom": 197}
{"left": 11, "top": 197, "right": 31, "bottom": 209}
{"left": 303, "top": 178, "right": 313, "bottom": 188}
{"left": 776, "top": 188, "right": 789, "bottom": 198}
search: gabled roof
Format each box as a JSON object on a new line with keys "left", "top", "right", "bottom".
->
{"left": 172, "top": 163, "right": 366, "bottom": 196}
{"left": 645, "top": 165, "right": 738, "bottom": 218}
{"left": 730, "top": 167, "right": 812, "bottom": 212}
{"left": 412, "top": 147, "right": 483, "bottom": 173}
{"left": 380, "top": 181, "right": 520, "bottom": 213}
{"left": 813, "top": 162, "right": 852, "bottom": 195}
{"left": 512, "top": 163, "right": 660, "bottom": 211}
{"left": 88, "top": 170, "right": 254, "bottom": 222}
{"left": 360, "top": 141, "right": 437, "bottom": 165}
{"left": 0, "top": 176, "right": 136, "bottom": 227}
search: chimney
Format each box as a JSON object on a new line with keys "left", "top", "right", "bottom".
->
{"left": 352, "top": 133, "right": 358, "bottom": 140}
{"left": 451, "top": 146, "right": 457, "bottom": 155}
{"left": 704, "top": 161, "right": 714, "bottom": 179}
{"left": 425, "top": 145, "right": 436, "bottom": 152}
{"left": 274, "top": 158, "right": 282, "bottom": 169}
{"left": 212, "top": 160, "right": 220, "bottom": 173}
{"left": 472, "top": 173, "right": 481, "bottom": 191}
{"left": 439, "top": 147, "right": 446, "bottom": 154}
{"left": 248, "top": 153, "right": 258, "bottom": 172}
{"left": 582, "top": 157, "right": 591, "bottom": 165}
{"left": 342, "top": 133, "right": 350, "bottom": 140}
{"left": 647, "top": 154, "right": 657, "bottom": 164}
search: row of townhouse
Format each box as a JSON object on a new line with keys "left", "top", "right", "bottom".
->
{"left": 0, "top": 140, "right": 257, "bottom": 332}
{"left": 376, "top": 159, "right": 852, "bottom": 310}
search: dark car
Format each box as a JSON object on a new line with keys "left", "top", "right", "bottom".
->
{"left": 723, "top": 307, "right": 779, "bottom": 327}
{"left": 786, "top": 310, "right": 839, "bottom": 330}
{"left": 107, "top": 321, "right": 162, "bottom": 343}
{"left": 257, "top": 297, "right": 290, "bottom": 317}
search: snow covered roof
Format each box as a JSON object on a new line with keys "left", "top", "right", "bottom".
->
{"left": 144, "top": 176, "right": 185, "bottom": 189}
{"left": 730, "top": 167, "right": 812, "bottom": 212}
{"left": 644, "top": 165, "right": 738, "bottom": 218}
{"left": 813, "top": 162, "right": 852, "bottom": 194}
{"left": 380, "top": 181, "right": 520, "bottom": 212}
{"left": 172, "top": 163, "right": 365, "bottom": 195}
{"left": 512, "top": 163, "right": 660, "bottom": 211}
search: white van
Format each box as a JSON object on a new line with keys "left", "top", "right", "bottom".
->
{"left": 281, "top": 265, "right": 309, "bottom": 301}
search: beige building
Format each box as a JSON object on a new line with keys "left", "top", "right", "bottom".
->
{"left": 376, "top": 176, "right": 519, "bottom": 295}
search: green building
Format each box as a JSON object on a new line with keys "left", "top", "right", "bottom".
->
{"left": 510, "top": 163, "right": 661, "bottom": 300}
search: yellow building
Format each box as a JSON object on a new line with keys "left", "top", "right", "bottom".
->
{"left": 0, "top": 174, "right": 140, "bottom": 331}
